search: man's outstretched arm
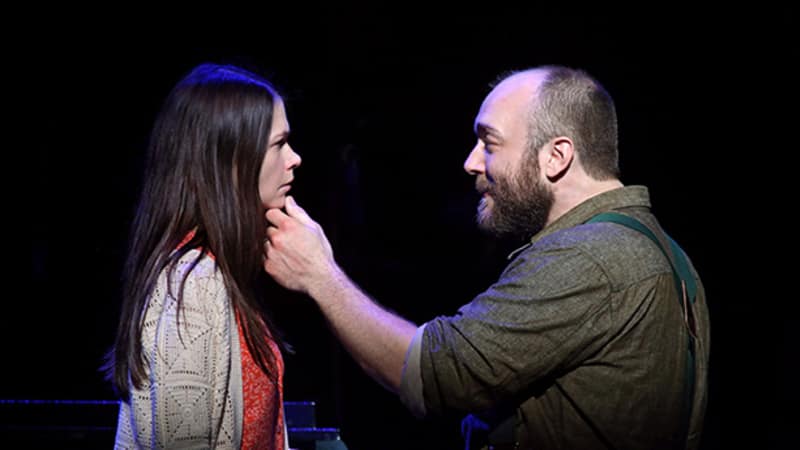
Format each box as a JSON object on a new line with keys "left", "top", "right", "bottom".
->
{"left": 264, "top": 196, "right": 417, "bottom": 392}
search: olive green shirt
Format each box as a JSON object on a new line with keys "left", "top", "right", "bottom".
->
{"left": 400, "top": 186, "right": 709, "bottom": 449}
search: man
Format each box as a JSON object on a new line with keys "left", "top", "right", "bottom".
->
{"left": 264, "top": 65, "right": 709, "bottom": 449}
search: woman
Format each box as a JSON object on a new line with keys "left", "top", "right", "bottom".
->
{"left": 106, "top": 63, "right": 301, "bottom": 449}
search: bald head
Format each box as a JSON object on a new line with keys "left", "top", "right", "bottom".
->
{"left": 491, "top": 66, "right": 620, "bottom": 181}
{"left": 485, "top": 69, "right": 548, "bottom": 104}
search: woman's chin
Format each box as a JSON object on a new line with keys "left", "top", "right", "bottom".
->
{"left": 263, "top": 197, "right": 285, "bottom": 210}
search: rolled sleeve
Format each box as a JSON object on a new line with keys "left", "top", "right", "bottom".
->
{"left": 399, "top": 324, "right": 427, "bottom": 418}
{"left": 418, "top": 245, "right": 612, "bottom": 416}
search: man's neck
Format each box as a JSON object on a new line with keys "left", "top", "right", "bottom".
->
{"left": 547, "top": 178, "right": 624, "bottom": 226}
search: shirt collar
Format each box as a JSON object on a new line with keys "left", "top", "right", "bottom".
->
{"left": 507, "top": 185, "right": 652, "bottom": 260}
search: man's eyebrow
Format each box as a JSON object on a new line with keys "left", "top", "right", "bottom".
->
{"left": 475, "top": 123, "right": 502, "bottom": 140}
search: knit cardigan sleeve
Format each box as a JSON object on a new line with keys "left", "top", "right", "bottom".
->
{"left": 115, "top": 250, "right": 241, "bottom": 449}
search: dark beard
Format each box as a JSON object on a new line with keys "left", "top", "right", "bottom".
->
{"left": 475, "top": 156, "right": 554, "bottom": 242}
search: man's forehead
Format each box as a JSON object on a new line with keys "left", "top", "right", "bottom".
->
{"left": 473, "top": 77, "right": 539, "bottom": 135}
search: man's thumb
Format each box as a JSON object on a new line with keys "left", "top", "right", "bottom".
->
{"left": 285, "top": 196, "right": 310, "bottom": 222}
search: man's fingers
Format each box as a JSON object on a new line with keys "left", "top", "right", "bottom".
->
{"left": 284, "top": 196, "right": 313, "bottom": 224}
{"left": 265, "top": 226, "right": 279, "bottom": 242}
{"left": 266, "top": 197, "right": 312, "bottom": 228}
{"left": 266, "top": 207, "right": 289, "bottom": 226}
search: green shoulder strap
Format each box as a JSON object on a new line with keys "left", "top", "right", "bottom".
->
{"left": 587, "top": 211, "right": 696, "bottom": 445}
{"left": 588, "top": 212, "right": 696, "bottom": 303}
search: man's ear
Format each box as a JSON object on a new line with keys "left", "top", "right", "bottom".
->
{"left": 542, "top": 136, "right": 574, "bottom": 180}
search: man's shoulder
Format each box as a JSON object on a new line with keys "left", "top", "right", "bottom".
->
{"left": 522, "top": 220, "right": 673, "bottom": 283}
{"left": 534, "top": 220, "right": 651, "bottom": 252}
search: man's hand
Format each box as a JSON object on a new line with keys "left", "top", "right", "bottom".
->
{"left": 265, "top": 197, "right": 417, "bottom": 392}
{"left": 264, "top": 196, "right": 335, "bottom": 295}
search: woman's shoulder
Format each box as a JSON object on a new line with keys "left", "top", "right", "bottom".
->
{"left": 164, "top": 249, "right": 230, "bottom": 320}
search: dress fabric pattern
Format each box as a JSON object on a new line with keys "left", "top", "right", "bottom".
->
{"left": 238, "top": 314, "right": 285, "bottom": 450}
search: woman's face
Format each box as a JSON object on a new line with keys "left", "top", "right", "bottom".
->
{"left": 259, "top": 99, "right": 301, "bottom": 209}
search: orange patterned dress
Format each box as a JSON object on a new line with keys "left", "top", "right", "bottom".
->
{"left": 237, "top": 314, "right": 285, "bottom": 450}
{"left": 178, "top": 230, "right": 285, "bottom": 449}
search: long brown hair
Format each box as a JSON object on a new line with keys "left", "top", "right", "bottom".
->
{"left": 105, "top": 63, "right": 288, "bottom": 399}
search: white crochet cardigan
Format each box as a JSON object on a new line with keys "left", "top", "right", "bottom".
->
{"left": 114, "top": 249, "right": 243, "bottom": 449}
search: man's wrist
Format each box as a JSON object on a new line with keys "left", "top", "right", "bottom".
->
{"left": 308, "top": 262, "right": 348, "bottom": 304}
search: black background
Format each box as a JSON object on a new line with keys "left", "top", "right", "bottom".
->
{"left": 6, "top": 8, "right": 794, "bottom": 449}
